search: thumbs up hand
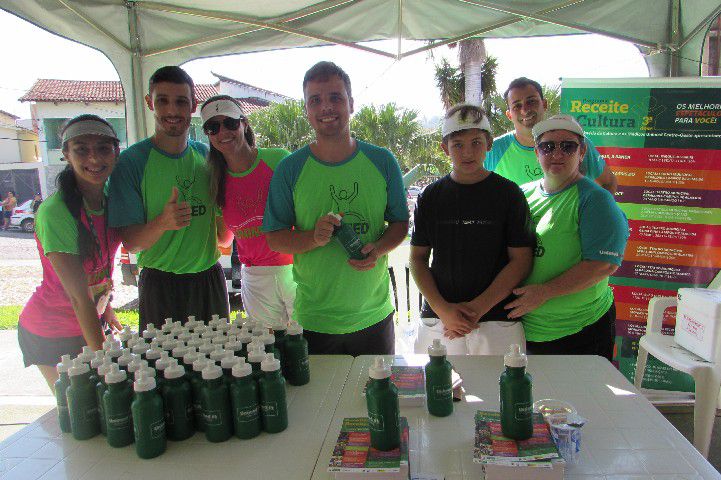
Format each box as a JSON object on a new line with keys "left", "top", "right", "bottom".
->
{"left": 157, "top": 186, "right": 191, "bottom": 230}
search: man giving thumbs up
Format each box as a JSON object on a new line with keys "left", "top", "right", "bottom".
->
{"left": 108, "top": 66, "right": 230, "bottom": 331}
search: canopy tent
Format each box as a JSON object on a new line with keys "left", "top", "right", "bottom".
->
{"left": 4, "top": 0, "right": 721, "bottom": 143}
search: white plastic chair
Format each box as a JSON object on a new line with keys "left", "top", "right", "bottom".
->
{"left": 634, "top": 296, "right": 721, "bottom": 458}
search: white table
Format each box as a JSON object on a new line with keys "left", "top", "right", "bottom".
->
{"left": 0, "top": 355, "right": 353, "bottom": 480}
{"left": 311, "top": 354, "right": 721, "bottom": 480}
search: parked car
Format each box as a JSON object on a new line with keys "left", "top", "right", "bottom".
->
{"left": 9, "top": 199, "right": 35, "bottom": 232}
{"left": 407, "top": 185, "right": 422, "bottom": 199}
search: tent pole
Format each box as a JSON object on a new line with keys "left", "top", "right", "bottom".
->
{"left": 127, "top": 1, "right": 148, "bottom": 143}
{"left": 397, "top": 0, "right": 403, "bottom": 60}
{"left": 669, "top": 0, "right": 681, "bottom": 77}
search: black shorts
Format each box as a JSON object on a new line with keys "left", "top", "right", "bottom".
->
{"left": 138, "top": 262, "right": 229, "bottom": 332}
{"left": 17, "top": 324, "right": 86, "bottom": 368}
{"left": 304, "top": 312, "right": 395, "bottom": 356}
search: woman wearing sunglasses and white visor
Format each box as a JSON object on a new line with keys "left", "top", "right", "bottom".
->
{"left": 505, "top": 114, "right": 628, "bottom": 361}
{"left": 200, "top": 95, "right": 295, "bottom": 329}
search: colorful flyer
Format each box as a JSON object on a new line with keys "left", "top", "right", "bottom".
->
{"left": 473, "top": 411, "right": 560, "bottom": 464}
{"left": 562, "top": 77, "right": 721, "bottom": 392}
{"left": 328, "top": 417, "right": 409, "bottom": 473}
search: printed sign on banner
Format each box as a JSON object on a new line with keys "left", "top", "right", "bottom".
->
{"left": 561, "top": 78, "right": 721, "bottom": 393}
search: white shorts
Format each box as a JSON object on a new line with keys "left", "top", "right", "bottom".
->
{"left": 240, "top": 264, "right": 296, "bottom": 328}
{"left": 414, "top": 318, "right": 525, "bottom": 355}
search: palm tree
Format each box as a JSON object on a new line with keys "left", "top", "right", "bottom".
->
{"left": 247, "top": 99, "right": 313, "bottom": 151}
{"left": 458, "top": 38, "right": 487, "bottom": 105}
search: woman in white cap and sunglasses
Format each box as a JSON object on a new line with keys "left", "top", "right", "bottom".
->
{"left": 200, "top": 95, "right": 296, "bottom": 329}
{"left": 505, "top": 114, "right": 628, "bottom": 361}
{"left": 18, "top": 114, "right": 123, "bottom": 389}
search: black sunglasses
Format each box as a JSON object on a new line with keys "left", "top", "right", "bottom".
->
{"left": 203, "top": 117, "right": 243, "bottom": 136}
{"left": 537, "top": 140, "right": 580, "bottom": 156}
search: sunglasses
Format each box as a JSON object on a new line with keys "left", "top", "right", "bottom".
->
{"left": 203, "top": 117, "right": 243, "bottom": 136}
{"left": 537, "top": 140, "right": 580, "bottom": 156}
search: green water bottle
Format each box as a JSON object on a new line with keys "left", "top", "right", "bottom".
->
{"left": 66, "top": 359, "right": 100, "bottom": 440}
{"left": 95, "top": 360, "right": 113, "bottom": 435}
{"left": 106, "top": 340, "right": 123, "bottom": 363}
{"left": 119, "top": 326, "right": 134, "bottom": 347}
{"left": 103, "top": 364, "right": 134, "bottom": 448}
{"left": 132, "top": 371, "right": 166, "bottom": 459}
{"left": 209, "top": 345, "right": 227, "bottom": 365}
{"left": 238, "top": 329, "right": 252, "bottom": 358}
{"left": 182, "top": 348, "right": 200, "bottom": 370}
{"left": 272, "top": 323, "right": 287, "bottom": 360}
{"left": 260, "top": 333, "right": 279, "bottom": 360}
{"left": 132, "top": 340, "right": 150, "bottom": 358}
{"left": 135, "top": 366, "right": 161, "bottom": 392}
{"left": 145, "top": 339, "right": 163, "bottom": 369}
{"left": 54, "top": 354, "right": 73, "bottom": 433}
{"left": 500, "top": 344, "right": 533, "bottom": 440}
{"left": 116, "top": 350, "right": 136, "bottom": 372}
{"left": 142, "top": 323, "right": 158, "bottom": 341}
{"left": 89, "top": 350, "right": 105, "bottom": 378}
{"left": 366, "top": 357, "right": 400, "bottom": 451}
{"left": 200, "top": 364, "right": 233, "bottom": 442}
{"left": 162, "top": 361, "right": 195, "bottom": 441}
{"left": 220, "top": 353, "right": 239, "bottom": 386}
{"left": 283, "top": 323, "right": 310, "bottom": 386}
{"left": 225, "top": 335, "right": 242, "bottom": 357}
{"left": 127, "top": 358, "right": 148, "bottom": 378}
{"left": 190, "top": 356, "right": 210, "bottom": 431}
{"left": 230, "top": 360, "right": 261, "bottom": 439}
{"left": 425, "top": 339, "right": 453, "bottom": 417}
{"left": 247, "top": 346, "right": 266, "bottom": 383}
{"left": 329, "top": 212, "right": 368, "bottom": 260}
{"left": 259, "top": 353, "right": 288, "bottom": 433}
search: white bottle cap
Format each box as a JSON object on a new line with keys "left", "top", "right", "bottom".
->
{"left": 202, "top": 364, "right": 223, "bottom": 380}
{"left": 105, "top": 364, "right": 127, "bottom": 384}
{"left": 68, "top": 358, "right": 90, "bottom": 377}
{"left": 287, "top": 323, "right": 303, "bottom": 336}
{"left": 119, "top": 326, "right": 133, "bottom": 341}
{"left": 183, "top": 349, "right": 200, "bottom": 366}
{"left": 238, "top": 330, "right": 252, "bottom": 344}
{"left": 117, "top": 351, "right": 137, "bottom": 367}
{"left": 90, "top": 350, "right": 106, "bottom": 368}
{"left": 225, "top": 336, "right": 242, "bottom": 352}
{"left": 211, "top": 314, "right": 220, "bottom": 322}
{"left": 217, "top": 322, "right": 230, "bottom": 333}
{"left": 97, "top": 359, "right": 114, "bottom": 378}
{"left": 251, "top": 327, "right": 265, "bottom": 337}
{"left": 57, "top": 354, "right": 73, "bottom": 374}
{"left": 142, "top": 325, "right": 157, "bottom": 340}
{"left": 177, "top": 332, "right": 192, "bottom": 343}
{"left": 107, "top": 342, "right": 123, "bottom": 359}
{"left": 126, "top": 334, "right": 141, "bottom": 349}
{"left": 260, "top": 333, "right": 275, "bottom": 346}
{"left": 221, "top": 353, "right": 239, "bottom": 370}
{"left": 249, "top": 337, "right": 265, "bottom": 351}
{"left": 172, "top": 345, "right": 189, "bottom": 359}
{"left": 145, "top": 343, "right": 163, "bottom": 360}
{"left": 161, "top": 339, "right": 179, "bottom": 352}
{"left": 77, "top": 345, "right": 94, "bottom": 363}
{"left": 134, "top": 371, "right": 156, "bottom": 392}
{"left": 261, "top": 353, "right": 281, "bottom": 372}
{"left": 135, "top": 366, "right": 156, "bottom": 381}
{"left": 328, "top": 211, "right": 342, "bottom": 222}
{"left": 132, "top": 342, "right": 150, "bottom": 355}
{"left": 187, "top": 315, "right": 196, "bottom": 324}
{"left": 428, "top": 338, "right": 447, "bottom": 357}
{"left": 234, "top": 312, "right": 244, "bottom": 323}
{"left": 155, "top": 352, "right": 173, "bottom": 372}
{"left": 228, "top": 325, "right": 241, "bottom": 336}
{"left": 273, "top": 322, "right": 288, "bottom": 333}
{"left": 246, "top": 348, "right": 266, "bottom": 364}
{"left": 102, "top": 337, "right": 114, "bottom": 351}
{"left": 194, "top": 325, "right": 207, "bottom": 335}
{"left": 211, "top": 335, "right": 227, "bottom": 346}
{"left": 193, "top": 357, "right": 210, "bottom": 373}
{"left": 368, "top": 356, "right": 391, "bottom": 380}
{"left": 127, "top": 358, "right": 148, "bottom": 374}
{"left": 504, "top": 344, "right": 527, "bottom": 368}
{"left": 232, "top": 359, "right": 252, "bottom": 378}
{"left": 164, "top": 362, "right": 186, "bottom": 380}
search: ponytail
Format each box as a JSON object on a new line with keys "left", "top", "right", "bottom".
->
{"left": 55, "top": 165, "right": 98, "bottom": 264}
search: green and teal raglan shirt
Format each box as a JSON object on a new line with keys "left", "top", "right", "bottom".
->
{"left": 485, "top": 132, "right": 606, "bottom": 186}
{"left": 521, "top": 176, "right": 628, "bottom": 342}
{"left": 107, "top": 139, "right": 220, "bottom": 274}
{"left": 262, "top": 140, "right": 409, "bottom": 334}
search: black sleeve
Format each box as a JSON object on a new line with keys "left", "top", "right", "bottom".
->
{"left": 410, "top": 190, "right": 431, "bottom": 247}
{"left": 505, "top": 184, "right": 536, "bottom": 249}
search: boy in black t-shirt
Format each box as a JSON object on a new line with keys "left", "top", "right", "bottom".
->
{"left": 409, "top": 104, "right": 536, "bottom": 354}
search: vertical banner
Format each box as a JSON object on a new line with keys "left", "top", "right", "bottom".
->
{"left": 561, "top": 78, "right": 721, "bottom": 393}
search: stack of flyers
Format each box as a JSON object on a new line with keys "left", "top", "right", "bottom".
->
{"left": 363, "top": 365, "right": 425, "bottom": 406}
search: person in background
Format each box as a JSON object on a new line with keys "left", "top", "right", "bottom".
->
{"left": 485, "top": 77, "right": 617, "bottom": 193}
{"left": 411, "top": 103, "right": 535, "bottom": 355}
{"left": 18, "top": 115, "right": 122, "bottom": 389}
{"left": 201, "top": 94, "right": 295, "bottom": 328}
{"left": 108, "top": 66, "right": 230, "bottom": 331}
{"left": 506, "top": 115, "right": 628, "bottom": 361}
{"left": 31, "top": 193, "right": 43, "bottom": 214}
{"left": 2, "top": 190, "right": 17, "bottom": 230}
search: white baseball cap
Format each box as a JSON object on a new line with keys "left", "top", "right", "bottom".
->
{"left": 441, "top": 103, "right": 492, "bottom": 138}
{"left": 200, "top": 97, "right": 244, "bottom": 124}
{"left": 532, "top": 114, "right": 585, "bottom": 141}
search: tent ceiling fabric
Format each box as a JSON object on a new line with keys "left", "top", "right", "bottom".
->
{"left": 4, "top": 0, "right": 720, "bottom": 141}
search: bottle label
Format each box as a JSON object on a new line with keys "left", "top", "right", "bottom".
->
{"left": 236, "top": 405, "right": 259, "bottom": 423}
{"left": 150, "top": 419, "right": 165, "bottom": 439}
{"left": 83, "top": 406, "right": 98, "bottom": 422}
{"left": 106, "top": 413, "right": 131, "bottom": 430}
{"left": 514, "top": 402, "right": 532, "bottom": 421}
{"left": 261, "top": 401, "right": 278, "bottom": 417}
{"left": 433, "top": 385, "right": 453, "bottom": 401}
{"left": 204, "top": 410, "right": 222, "bottom": 425}
{"left": 368, "top": 412, "right": 384, "bottom": 431}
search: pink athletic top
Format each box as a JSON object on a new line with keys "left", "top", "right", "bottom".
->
{"left": 20, "top": 192, "right": 121, "bottom": 338}
{"left": 222, "top": 148, "right": 292, "bottom": 267}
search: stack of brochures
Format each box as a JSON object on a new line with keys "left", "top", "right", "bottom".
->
{"left": 363, "top": 365, "right": 425, "bottom": 406}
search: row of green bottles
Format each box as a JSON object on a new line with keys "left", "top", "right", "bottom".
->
{"left": 283, "top": 323, "right": 310, "bottom": 386}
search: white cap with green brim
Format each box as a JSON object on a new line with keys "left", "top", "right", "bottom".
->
{"left": 200, "top": 98, "right": 243, "bottom": 124}
{"left": 62, "top": 118, "right": 118, "bottom": 144}
{"left": 532, "top": 114, "right": 585, "bottom": 141}
{"left": 441, "top": 103, "right": 492, "bottom": 138}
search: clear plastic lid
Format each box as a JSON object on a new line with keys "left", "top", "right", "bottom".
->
{"left": 68, "top": 358, "right": 90, "bottom": 377}
{"left": 504, "top": 344, "right": 527, "bottom": 368}
{"left": 105, "top": 364, "right": 127, "bottom": 384}
{"left": 261, "top": 353, "right": 281, "bottom": 372}
{"left": 134, "top": 371, "right": 156, "bottom": 392}
{"left": 56, "top": 354, "right": 73, "bottom": 374}
{"left": 232, "top": 359, "right": 252, "bottom": 378}
{"left": 428, "top": 338, "right": 447, "bottom": 357}
{"left": 202, "top": 364, "right": 223, "bottom": 380}
{"left": 164, "top": 362, "right": 186, "bottom": 380}
{"left": 368, "top": 356, "right": 391, "bottom": 380}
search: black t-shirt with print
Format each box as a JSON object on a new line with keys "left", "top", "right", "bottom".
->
{"left": 411, "top": 172, "right": 535, "bottom": 321}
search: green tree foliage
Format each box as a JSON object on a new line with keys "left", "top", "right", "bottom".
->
{"left": 247, "top": 99, "right": 313, "bottom": 151}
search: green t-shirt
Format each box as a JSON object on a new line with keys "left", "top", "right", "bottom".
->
{"left": 263, "top": 141, "right": 409, "bottom": 334}
{"left": 107, "top": 138, "right": 220, "bottom": 274}
{"left": 485, "top": 132, "right": 606, "bottom": 186}
{"left": 522, "top": 177, "right": 628, "bottom": 342}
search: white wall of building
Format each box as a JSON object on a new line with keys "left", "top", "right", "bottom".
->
{"left": 0, "top": 125, "right": 21, "bottom": 164}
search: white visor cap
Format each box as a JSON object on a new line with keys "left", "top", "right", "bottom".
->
{"left": 532, "top": 114, "right": 585, "bottom": 142}
{"left": 62, "top": 119, "right": 118, "bottom": 144}
{"left": 441, "top": 103, "right": 492, "bottom": 138}
{"left": 200, "top": 98, "right": 244, "bottom": 124}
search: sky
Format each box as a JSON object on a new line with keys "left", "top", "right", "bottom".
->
{"left": 0, "top": 9, "right": 650, "bottom": 123}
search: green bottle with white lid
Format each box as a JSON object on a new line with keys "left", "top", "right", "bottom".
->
{"left": 103, "top": 364, "right": 134, "bottom": 448}
{"left": 225, "top": 335, "right": 242, "bottom": 357}
{"left": 172, "top": 344, "right": 189, "bottom": 364}
{"left": 283, "top": 323, "right": 310, "bottom": 386}
{"left": 132, "top": 371, "right": 166, "bottom": 459}
{"left": 89, "top": 350, "right": 105, "bottom": 377}
{"left": 246, "top": 346, "right": 266, "bottom": 383}
{"left": 182, "top": 348, "right": 199, "bottom": 370}
{"left": 190, "top": 356, "right": 210, "bottom": 431}
{"left": 259, "top": 353, "right": 288, "bottom": 433}
{"left": 135, "top": 366, "right": 161, "bottom": 392}
{"left": 230, "top": 359, "right": 261, "bottom": 439}
{"left": 95, "top": 359, "right": 114, "bottom": 435}
{"left": 54, "top": 354, "right": 73, "bottom": 433}
{"left": 66, "top": 358, "right": 100, "bottom": 440}
{"left": 272, "top": 323, "right": 287, "bottom": 361}
{"left": 220, "top": 352, "right": 239, "bottom": 386}
{"left": 200, "top": 364, "right": 233, "bottom": 442}
{"left": 116, "top": 350, "right": 136, "bottom": 372}
{"left": 425, "top": 339, "right": 453, "bottom": 417}
{"left": 106, "top": 340, "right": 123, "bottom": 363}
{"left": 366, "top": 357, "right": 400, "bottom": 451}
{"left": 119, "top": 326, "right": 134, "bottom": 347}
{"left": 162, "top": 360, "right": 195, "bottom": 441}
{"left": 238, "top": 329, "right": 252, "bottom": 358}
{"left": 132, "top": 340, "right": 150, "bottom": 358}
{"left": 142, "top": 323, "right": 158, "bottom": 341}
{"left": 500, "top": 344, "right": 533, "bottom": 440}
{"left": 260, "top": 333, "right": 279, "bottom": 360}
{"left": 209, "top": 344, "right": 227, "bottom": 365}
{"left": 145, "top": 339, "right": 163, "bottom": 368}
